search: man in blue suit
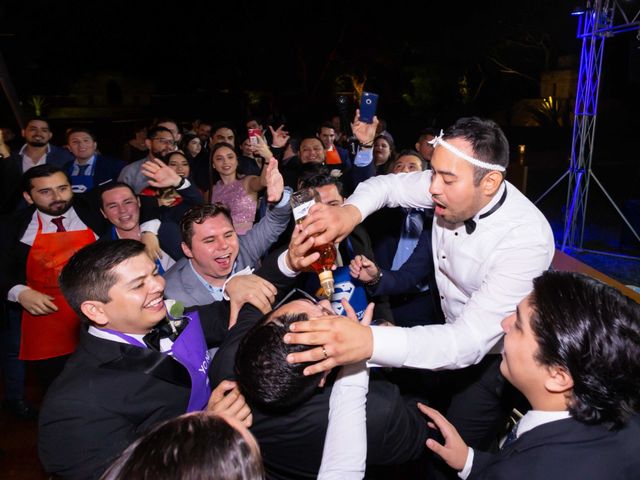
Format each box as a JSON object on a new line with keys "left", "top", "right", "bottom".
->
{"left": 421, "top": 270, "right": 640, "bottom": 480}
{"left": 64, "top": 128, "right": 124, "bottom": 193}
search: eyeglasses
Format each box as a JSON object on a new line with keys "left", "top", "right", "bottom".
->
{"left": 152, "top": 137, "right": 176, "bottom": 147}
{"left": 273, "top": 288, "right": 335, "bottom": 316}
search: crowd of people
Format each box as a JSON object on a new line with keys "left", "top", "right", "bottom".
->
{"left": 0, "top": 109, "right": 638, "bottom": 480}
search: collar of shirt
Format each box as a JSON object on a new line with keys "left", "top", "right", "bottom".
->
{"left": 72, "top": 155, "right": 96, "bottom": 175}
{"left": 88, "top": 326, "right": 174, "bottom": 353}
{"left": 19, "top": 143, "right": 51, "bottom": 155}
{"left": 21, "top": 206, "right": 98, "bottom": 246}
{"left": 516, "top": 410, "right": 571, "bottom": 438}
{"left": 36, "top": 207, "right": 81, "bottom": 233}
{"left": 189, "top": 259, "right": 236, "bottom": 301}
{"left": 466, "top": 181, "right": 507, "bottom": 223}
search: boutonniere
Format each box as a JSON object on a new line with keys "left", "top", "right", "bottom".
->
{"left": 164, "top": 299, "right": 186, "bottom": 336}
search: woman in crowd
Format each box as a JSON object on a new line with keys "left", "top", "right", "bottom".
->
{"left": 207, "top": 139, "right": 273, "bottom": 235}
{"left": 372, "top": 134, "right": 396, "bottom": 174}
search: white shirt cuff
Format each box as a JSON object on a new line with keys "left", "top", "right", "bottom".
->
{"left": 222, "top": 266, "right": 255, "bottom": 301}
{"left": 177, "top": 178, "right": 191, "bottom": 190}
{"left": 277, "top": 250, "right": 299, "bottom": 277}
{"left": 140, "top": 219, "right": 161, "bottom": 235}
{"left": 458, "top": 448, "right": 474, "bottom": 479}
{"left": 369, "top": 325, "right": 409, "bottom": 367}
{"left": 8, "top": 285, "right": 28, "bottom": 303}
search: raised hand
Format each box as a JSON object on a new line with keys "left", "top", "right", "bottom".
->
{"left": 141, "top": 157, "right": 182, "bottom": 189}
{"left": 349, "top": 254, "right": 379, "bottom": 283}
{"left": 264, "top": 157, "right": 284, "bottom": 203}
{"left": 269, "top": 124, "right": 290, "bottom": 148}
{"left": 225, "top": 274, "right": 277, "bottom": 329}
{"left": 351, "top": 109, "right": 379, "bottom": 146}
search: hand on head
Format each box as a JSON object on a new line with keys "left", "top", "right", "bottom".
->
{"left": 283, "top": 299, "right": 375, "bottom": 376}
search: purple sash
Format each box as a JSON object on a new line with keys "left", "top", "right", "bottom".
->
{"left": 169, "top": 311, "right": 212, "bottom": 412}
{"left": 102, "top": 312, "right": 212, "bottom": 412}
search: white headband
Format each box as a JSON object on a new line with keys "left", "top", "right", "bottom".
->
{"left": 428, "top": 130, "right": 506, "bottom": 172}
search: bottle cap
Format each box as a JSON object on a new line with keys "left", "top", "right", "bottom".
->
{"left": 318, "top": 270, "right": 335, "bottom": 298}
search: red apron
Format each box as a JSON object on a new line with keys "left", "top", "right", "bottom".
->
{"left": 20, "top": 214, "right": 96, "bottom": 360}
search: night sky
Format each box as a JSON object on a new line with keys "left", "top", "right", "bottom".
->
{"left": 0, "top": 1, "right": 638, "bottom": 147}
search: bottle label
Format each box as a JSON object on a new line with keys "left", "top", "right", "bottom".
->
{"left": 292, "top": 199, "right": 315, "bottom": 222}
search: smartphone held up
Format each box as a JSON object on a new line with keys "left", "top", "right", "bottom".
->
{"left": 359, "top": 92, "right": 379, "bottom": 124}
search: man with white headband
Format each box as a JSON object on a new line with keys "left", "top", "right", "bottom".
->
{"left": 283, "top": 116, "right": 555, "bottom": 451}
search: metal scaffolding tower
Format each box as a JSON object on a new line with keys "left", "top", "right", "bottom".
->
{"left": 561, "top": 0, "right": 640, "bottom": 253}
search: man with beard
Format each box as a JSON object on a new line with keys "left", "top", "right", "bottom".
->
{"left": 118, "top": 125, "right": 177, "bottom": 193}
{"left": 2, "top": 118, "right": 74, "bottom": 213}
{"left": 0, "top": 165, "right": 107, "bottom": 392}
{"left": 285, "top": 116, "right": 556, "bottom": 452}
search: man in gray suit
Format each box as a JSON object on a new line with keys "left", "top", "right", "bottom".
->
{"left": 163, "top": 193, "right": 291, "bottom": 322}
{"left": 118, "top": 125, "right": 176, "bottom": 193}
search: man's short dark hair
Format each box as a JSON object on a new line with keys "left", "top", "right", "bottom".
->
{"left": 235, "top": 312, "right": 323, "bottom": 412}
{"left": 298, "top": 167, "right": 344, "bottom": 197}
{"left": 99, "top": 182, "right": 137, "bottom": 208}
{"left": 180, "top": 203, "right": 234, "bottom": 248}
{"left": 442, "top": 117, "right": 509, "bottom": 185}
{"left": 212, "top": 122, "right": 237, "bottom": 135}
{"left": 417, "top": 127, "right": 437, "bottom": 142}
{"left": 59, "top": 240, "right": 146, "bottom": 323}
{"left": 66, "top": 127, "right": 97, "bottom": 142}
{"left": 146, "top": 125, "right": 173, "bottom": 140}
{"left": 22, "top": 164, "right": 68, "bottom": 193}
{"left": 24, "top": 117, "right": 51, "bottom": 129}
{"left": 101, "top": 413, "right": 264, "bottom": 480}
{"left": 317, "top": 121, "right": 335, "bottom": 134}
{"left": 529, "top": 271, "right": 640, "bottom": 430}
{"left": 394, "top": 149, "right": 427, "bottom": 171}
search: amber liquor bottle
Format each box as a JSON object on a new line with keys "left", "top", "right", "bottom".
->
{"left": 290, "top": 188, "right": 337, "bottom": 298}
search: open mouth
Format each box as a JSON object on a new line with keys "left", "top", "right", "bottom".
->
{"left": 144, "top": 297, "right": 165, "bottom": 311}
{"left": 433, "top": 199, "right": 447, "bottom": 215}
{"left": 214, "top": 253, "right": 232, "bottom": 268}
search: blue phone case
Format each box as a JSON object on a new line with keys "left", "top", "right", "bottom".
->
{"left": 359, "top": 92, "right": 379, "bottom": 124}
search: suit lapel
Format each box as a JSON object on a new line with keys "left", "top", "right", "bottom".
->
{"left": 82, "top": 330, "right": 191, "bottom": 388}
{"left": 180, "top": 260, "right": 214, "bottom": 306}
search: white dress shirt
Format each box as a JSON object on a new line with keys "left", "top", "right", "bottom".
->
{"left": 346, "top": 170, "right": 555, "bottom": 370}
{"left": 318, "top": 361, "right": 369, "bottom": 480}
{"left": 20, "top": 143, "right": 50, "bottom": 172}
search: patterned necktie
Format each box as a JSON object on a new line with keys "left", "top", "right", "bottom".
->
{"left": 501, "top": 420, "right": 519, "bottom": 449}
{"left": 391, "top": 209, "right": 423, "bottom": 270}
{"left": 77, "top": 164, "right": 90, "bottom": 176}
{"left": 51, "top": 216, "right": 66, "bottom": 232}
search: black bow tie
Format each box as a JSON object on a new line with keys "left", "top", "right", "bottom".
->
{"left": 463, "top": 219, "right": 477, "bottom": 234}
{"left": 462, "top": 187, "right": 508, "bottom": 235}
{"left": 143, "top": 318, "right": 188, "bottom": 350}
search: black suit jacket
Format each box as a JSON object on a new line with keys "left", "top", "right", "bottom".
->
{"left": 470, "top": 416, "right": 640, "bottom": 480}
{"left": 209, "top": 302, "right": 427, "bottom": 480}
{"left": 38, "top": 254, "right": 293, "bottom": 480}
{"left": 2, "top": 145, "right": 74, "bottom": 212}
